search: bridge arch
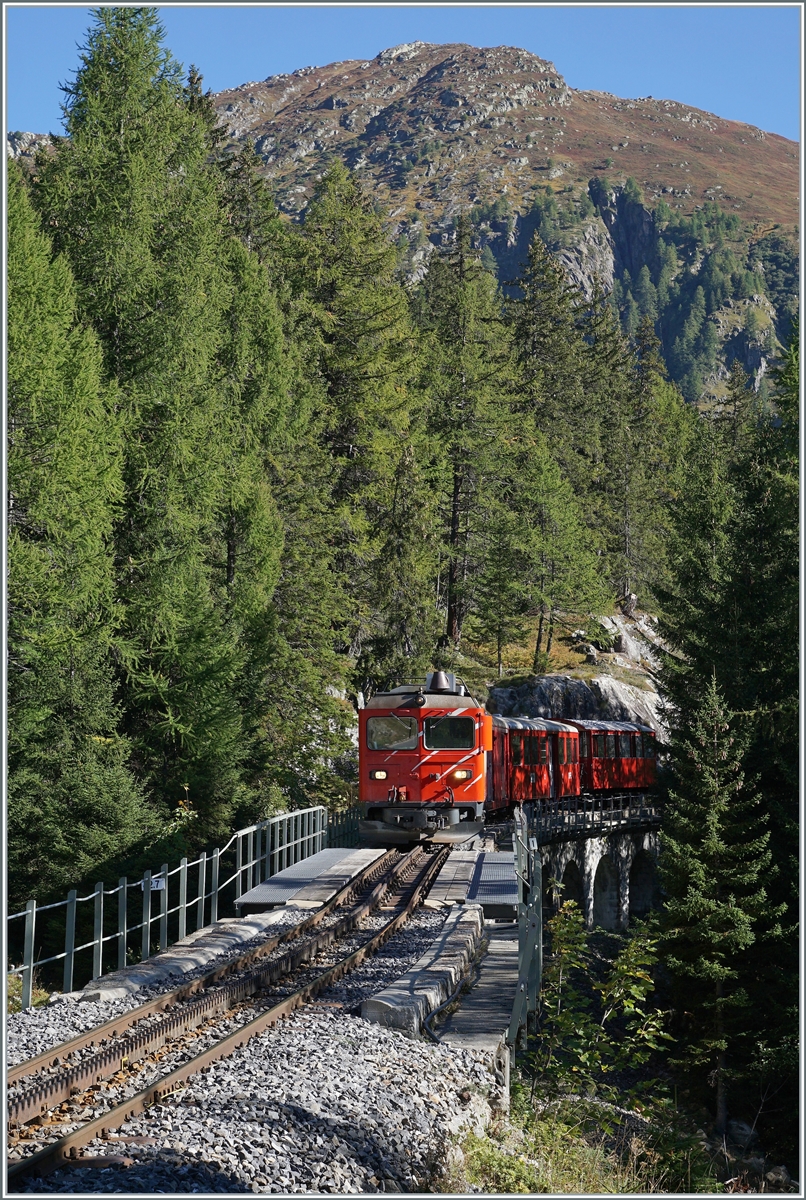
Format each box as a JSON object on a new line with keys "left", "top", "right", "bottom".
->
{"left": 559, "top": 860, "right": 584, "bottom": 910}
{"left": 629, "top": 849, "right": 660, "bottom": 921}
{"left": 592, "top": 854, "right": 619, "bottom": 930}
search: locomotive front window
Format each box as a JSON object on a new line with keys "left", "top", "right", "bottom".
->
{"left": 424, "top": 716, "right": 475, "bottom": 750}
{"left": 366, "top": 715, "right": 418, "bottom": 751}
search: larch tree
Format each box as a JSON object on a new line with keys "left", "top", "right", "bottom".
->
{"left": 414, "top": 215, "right": 515, "bottom": 652}
{"left": 7, "top": 163, "right": 155, "bottom": 906}
{"left": 32, "top": 7, "right": 289, "bottom": 839}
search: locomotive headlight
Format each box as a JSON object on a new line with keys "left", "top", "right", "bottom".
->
{"left": 451, "top": 769, "right": 473, "bottom": 781}
{"left": 369, "top": 769, "right": 387, "bottom": 780}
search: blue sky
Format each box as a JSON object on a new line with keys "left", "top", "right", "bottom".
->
{"left": 5, "top": 4, "right": 802, "bottom": 143}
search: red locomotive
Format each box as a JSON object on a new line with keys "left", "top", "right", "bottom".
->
{"left": 359, "top": 672, "right": 656, "bottom": 846}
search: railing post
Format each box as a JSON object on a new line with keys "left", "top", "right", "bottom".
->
{"left": 22, "top": 898, "right": 36, "bottom": 1010}
{"left": 236, "top": 835, "right": 243, "bottom": 901}
{"left": 178, "top": 858, "right": 188, "bottom": 941}
{"left": 210, "top": 848, "right": 219, "bottom": 924}
{"left": 159, "top": 863, "right": 169, "bottom": 951}
{"left": 93, "top": 882, "right": 104, "bottom": 980}
{"left": 255, "top": 825, "right": 263, "bottom": 885}
{"left": 247, "top": 829, "right": 255, "bottom": 892}
{"left": 63, "top": 890, "right": 77, "bottom": 994}
{"left": 117, "top": 878, "right": 127, "bottom": 971}
{"left": 141, "top": 871, "right": 152, "bottom": 961}
{"left": 197, "top": 852, "right": 207, "bottom": 931}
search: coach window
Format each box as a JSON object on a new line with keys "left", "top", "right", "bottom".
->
{"left": 571, "top": 738, "right": 579, "bottom": 763}
{"left": 594, "top": 733, "right": 606, "bottom": 757}
{"left": 366, "top": 716, "right": 418, "bottom": 751}
{"left": 424, "top": 716, "right": 475, "bottom": 750}
{"left": 539, "top": 737, "right": 548, "bottom": 764}
{"left": 580, "top": 731, "right": 589, "bottom": 758}
{"left": 645, "top": 736, "right": 656, "bottom": 758}
{"left": 606, "top": 733, "right": 616, "bottom": 758}
{"left": 558, "top": 737, "right": 566, "bottom": 765}
{"left": 618, "top": 732, "right": 632, "bottom": 758}
{"left": 510, "top": 734, "right": 523, "bottom": 765}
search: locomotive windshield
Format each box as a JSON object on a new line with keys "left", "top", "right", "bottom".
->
{"left": 366, "top": 716, "right": 418, "bottom": 751}
{"left": 424, "top": 716, "right": 475, "bottom": 750}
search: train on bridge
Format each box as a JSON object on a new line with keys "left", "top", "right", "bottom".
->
{"left": 359, "top": 671, "right": 656, "bottom": 846}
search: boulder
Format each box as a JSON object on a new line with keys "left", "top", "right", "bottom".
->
{"left": 487, "top": 672, "right": 668, "bottom": 741}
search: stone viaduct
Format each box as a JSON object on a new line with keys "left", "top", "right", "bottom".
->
{"left": 539, "top": 828, "right": 661, "bottom": 931}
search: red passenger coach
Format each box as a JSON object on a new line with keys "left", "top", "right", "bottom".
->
{"left": 564, "top": 720, "right": 656, "bottom": 792}
{"left": 488, "top": 716, "right": 581, "bottom": 811}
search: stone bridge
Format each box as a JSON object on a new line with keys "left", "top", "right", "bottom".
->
{"left": 541, "top": 828, "right": 660, "bottom": 930}
{"left": 524, "top": 796, "right": 662, "bottom": 931}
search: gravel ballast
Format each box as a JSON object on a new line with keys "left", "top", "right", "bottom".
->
{"left": 9, "top": 906, "right": 501, "bottom": 1193}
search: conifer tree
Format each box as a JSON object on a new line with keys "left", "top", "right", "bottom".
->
{"left": 33, "top": 8, "right": 289, "bottom": 837}
{"left": 659, "top": 675, "right": 775, "bottom": 1133}
{"left": 290, "top": 162, "right": 434, "bottom": 694}
{"left": 604, "top": 317, "right": 695, "bottom": 601}
{"left": 7, "top": 163, "right": 155, "bottom": 905}
{"left": 415, "top": 215, "right": 515, "bottom": 650}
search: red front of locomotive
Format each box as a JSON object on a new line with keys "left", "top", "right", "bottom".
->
{"left": 358, "top": 675, "right": 492, "bottom": 846}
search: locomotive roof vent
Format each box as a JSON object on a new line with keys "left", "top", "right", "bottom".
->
{"left": 426, "top": 670, "right": 465, "bottom": 695}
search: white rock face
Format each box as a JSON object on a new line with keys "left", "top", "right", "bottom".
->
{"left": 487, "top": 671, "right": 669, "bottom": 742}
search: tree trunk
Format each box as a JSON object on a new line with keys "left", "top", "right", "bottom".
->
{"left": 497, "top": 625, "right": 503, "bottom": 677}
{"left": 446, "top": 467, "right": 463, "bottom": 645}
{"left": 533, "top": 609, "right": 545, "bottom": 670}
{"left": 715, "top": 978, "right": 727, "bottom": 1135}
{"left": 546, "top": 609, "right": 555, "bottom": 656}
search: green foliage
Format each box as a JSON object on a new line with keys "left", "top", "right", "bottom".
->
{"left": 657, "top": 331, "right": 798, "bottom": 1150}
{"left": 7, "top": 162, "right": 157, "bottom": 907}
{"left": 532, "top": 903, "right": 672, "bottom": 1094}
{"left": 659, "top": 675, "right": 776, "bottom": 1132}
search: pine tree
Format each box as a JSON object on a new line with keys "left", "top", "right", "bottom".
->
{"left": 604, "top": 317, "right": 695, "bottom": 601}
{"left": 7, "top": 163, "right": 155, "bottom": 905}
{"left": 659, "top": 675, "right": 775, "bottom": 1133}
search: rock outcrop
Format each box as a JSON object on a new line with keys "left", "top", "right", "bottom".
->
{"left": 487, "top": 672, "right": 669, "bottom": 743}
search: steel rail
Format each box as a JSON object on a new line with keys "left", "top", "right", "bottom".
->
{"left": 8, "top": 849, "right": 415, "bottom": 1127}
{"left": 8, "top": 850, "right": 397, "bottom": 1089}
{"left": 7, "top": 846, "right": 449, "bottom": 1183}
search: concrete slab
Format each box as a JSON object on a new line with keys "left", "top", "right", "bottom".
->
{"left": 361, "top": 905, "right": 483, "bottom": 1037}
{"left": 233, "top": 847, "right": 383, "bottom": 914}
{"left": 425, "top": 851, "right": 479, "bottom": 908}
{"left": 78, "top": 908, "right": 296, "bottom": 1003}
{"left": 439, "top": 923, "right": 520, "bottom": 1101}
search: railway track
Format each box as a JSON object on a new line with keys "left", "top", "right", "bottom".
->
{"left": 7, "top": 845, "right": 449, "bottom": 1184}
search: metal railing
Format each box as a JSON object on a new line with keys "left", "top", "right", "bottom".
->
{"left": 8, "top": 805, "right": 362, "bottom": 1009}
{"left": 508, "top": 807, "right": 542, "bottom": 1045}
{"left": 525, "top": 793, "right": 662, "bottom": 845}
